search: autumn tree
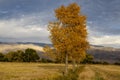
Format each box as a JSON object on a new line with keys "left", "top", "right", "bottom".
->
{"left": 48, "top": 3, "right": 89, "bottom": 74}
{"left": 43, "top": 45, "right": 56, "bottom": 61}
{"left": 43, "top": 45, "right": 65, "bottom": 63}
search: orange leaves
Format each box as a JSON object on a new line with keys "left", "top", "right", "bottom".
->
{"left": 55, "top": 3, "right": 84, "bottom": 26}
{"left": 48, "top": 3, "right": 89, "bottom": 63}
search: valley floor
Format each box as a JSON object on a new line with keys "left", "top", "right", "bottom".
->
{"left": 0, "top": 62, "right": 120, "bottom": 80}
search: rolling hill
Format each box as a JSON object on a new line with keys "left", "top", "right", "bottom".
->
{"left": 0, "top": 42, "right": 120, "bottom": 63}
{"left": 88, "top": 45, "right": 120, "bottom": 63}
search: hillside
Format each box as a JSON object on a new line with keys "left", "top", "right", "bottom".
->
{"left": 0, "top": 43, "right": 43, "bottom": 53}
{"left": 88, "top": 46, "right": 120, "bottom": 63}
{"left": 0, "top": 42, "right": 120, "bottom": 63}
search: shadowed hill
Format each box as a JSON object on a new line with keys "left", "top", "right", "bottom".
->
{"left": 88, "top": 46, "right": 120, "bottom": 63}
{"left": 0, "top": 42, "right": 120, "bottom": 63}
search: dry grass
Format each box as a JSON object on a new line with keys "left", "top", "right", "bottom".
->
{"left": 0, "top": 63, "right": 120, "bottom": 80}
{"left": 0, "top": 62, "right": 64, "bottom": 80}
{"left": 79, "top": 64, "right": 120, "bottom": 80}
{"left": 91, "top": 65, "right": 120, "bottom": 80}
{"left": 78, "top": 66, "right": 95, "bottom": 80}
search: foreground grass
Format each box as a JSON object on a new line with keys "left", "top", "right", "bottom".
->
{"left": 79, "top": 65, "right": 120, "bottom": 80}
{"left": 91, "top": 65, "right": 120, "bottom": 80}
{"left": 0, "top": 62, "right": 66, "bottom": 80}
{"left": 53, "top": 65, "right": 85, "bottom": 80}
{"left": 0, "top": 63, "right": 120, "bottom": 80}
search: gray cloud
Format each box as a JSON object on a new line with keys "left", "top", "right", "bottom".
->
{"left": 0, "top": 0, "right": 120, "bottom": 47}
{"left": 0, "top": 13, "right": 50, "bottom": 43}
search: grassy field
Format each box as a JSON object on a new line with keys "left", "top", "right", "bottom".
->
{"left": 79, "top": 65, "right": 120, "bottom": 80}
{"left": 0, "top": 62, "right": 65, "bottom": 80}
{"left": 0, "top": 62, "right": 120, "bottom": 80}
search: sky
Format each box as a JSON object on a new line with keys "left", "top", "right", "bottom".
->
{"left": 0, "top": 0, "right": 120, "bottom": 48}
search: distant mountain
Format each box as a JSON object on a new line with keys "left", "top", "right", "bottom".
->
{"left": 0, "top": 42, "right": 45, "bottom": 59}
{"left": 0, "top": 42, "right": 52, "bottom": 47}
{"left": 0, "top": 42, "right": 120, "bottom": 63}
{"left": 88, "top": 45, "right": 120, "bottom": 63}
{"left": 0, "top": 44, "right": 43, "bottom": 53}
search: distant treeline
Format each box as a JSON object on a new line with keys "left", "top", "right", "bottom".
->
{"left": 0, "top": 48, "right": 120, "bottom": 65}
{"left": 0, "top": 48, "right": 39, "bottom": 62}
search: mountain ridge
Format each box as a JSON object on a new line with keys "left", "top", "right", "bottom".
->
{"left": 0, "top": 42, "right": 120, "bottom": 63}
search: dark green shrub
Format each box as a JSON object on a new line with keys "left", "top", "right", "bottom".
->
{"left": 102, "top": 61, "right": 109, "bottom": 65}
{"left": 24, "top": 48, "right": 39, "bottom": 62}
{"left": 81, "top": 54, "right": 94, "bottom": 64}
{"left": 4, "top": 48, "right": 39, "bottom": 62}
{"left": 40, "top": 58, "right": 53, "bottom": 63}
{"left": 114, "top": 62, "right": 120, "bottom": 65}
{"left": 0, "top": 53, "right": 5, "bottom": 61}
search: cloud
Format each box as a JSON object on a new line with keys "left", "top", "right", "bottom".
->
{"left": 90, "top": 35, "right": 120, "bottom": 44}
{"left": 84, "top": 0, "right": 120, "bottom": 35}
{"left": 0, "top": 13, "right": 50, "bottom": 43}
{"left": 89, "top": 35, "right": 120, "bottom": 48}
{"left": 0, "top": 10, "right": 8, "bottom": 14}
{"left": 0, "top": 0, "right": 120, "bottom": 48}
{"left": 87, "top": 25, "right": 120, "bottom": 48}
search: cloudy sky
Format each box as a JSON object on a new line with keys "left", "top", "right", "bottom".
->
{"left": 0, "top": 0, "right": 120, "bottom": 48}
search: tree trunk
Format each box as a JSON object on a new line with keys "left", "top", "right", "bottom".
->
{"left": 65, "top": 53, "right": 68, "bottom": 75}
{"left": 72, "top": 59, "right": 76, "bottom": 72}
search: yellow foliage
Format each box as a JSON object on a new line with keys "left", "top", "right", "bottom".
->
{"left": 43, "top": 45, "right": 56, "bottom": 60}
{"left": 48, "top": 3, "right": 89, "bottom": 63}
